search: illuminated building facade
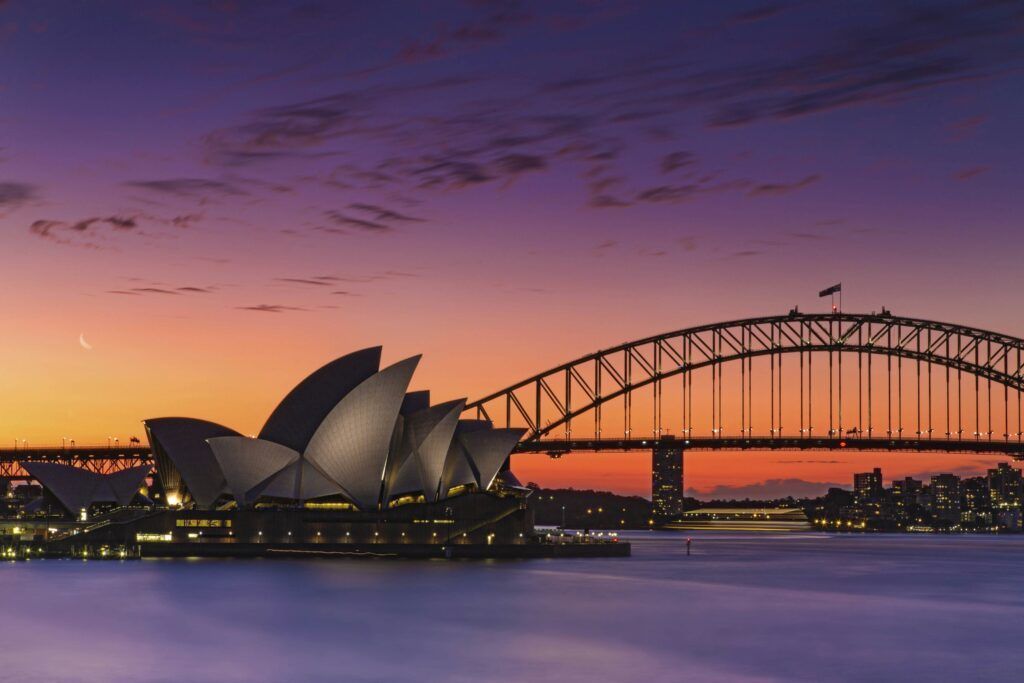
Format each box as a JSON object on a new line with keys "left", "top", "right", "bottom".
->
{"left": 988, "top": 463, "right": 1023, "bottom": 509}
{"left": 854, "top": 468, "right": 884, "bottom": 504}
{"left": 891, "top": 477, "right": 922, "bottom": 518}
{"left": 929, "top": 474, "right": 961, "bottom": 523}
{"left": 960, "top": 477, "right": 992, "bottom": 525}
{"left": 652, "top": 443, "right": 684, "bottom": 521}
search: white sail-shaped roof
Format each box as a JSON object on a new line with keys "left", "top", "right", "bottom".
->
{"left": 459, "top": 428, "right": 526, "bottom": 491}
{"left": 24, "top": 462, "right": 149, "bottom": 514}
{"left": 382, "top": 393, "right": 433, "bottom": 491}
{"left": 144, "top": 346, "right": 524, "bottom": 509}
{"left": 383, "top": 398, "right": 463, "bottom": 500}
{"left": 389, "top": 457, "right": 423, "bottom": 497}
{"left": 399, "top": 399, "right": 465, "bottom": 502}
{"left": 144, "top": 417, "right": 240, "bottom": 509}
{"left": 103, "top": 465, "right": 152, "bottom": 506}
{"left": 298, "top": 459, "right": 347, "bottom": 501}
{"left": 400, "top": 391, "right": 431, "bottom": 416}
{"left": 207, "top": 437, "right": 299, "bottom": 506}
{"left": 440, "top": 441, "right": 476, "bottom": 497}
{"left": 258, "top": 462, "right": 300, "bottom": 500}
{"left": 23, "top": 462, "right": 98, "bottom": 515}
{"left": 439, "top": 420, "right": 491, "bottom": 498}
{"left": 304, "top": 356, "right": 420, "bottom": 510}
{"left": 258, "top": 458, "right": 346, "bottom": 502}
{"left": 259, "top": 347, "right": 382, "bottom": 452}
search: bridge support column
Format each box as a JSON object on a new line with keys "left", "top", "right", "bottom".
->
{"left": 652, "top": 443, "right": 684, "bottom": 523}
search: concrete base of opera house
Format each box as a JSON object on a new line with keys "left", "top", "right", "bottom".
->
{"left": 36, "top": 493, "right": 629, "bottom": 560}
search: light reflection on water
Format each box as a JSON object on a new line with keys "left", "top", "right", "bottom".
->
{"left": 3, "top": 532, "right": 1023, "bottom": 682}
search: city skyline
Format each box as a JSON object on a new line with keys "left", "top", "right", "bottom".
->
{"left": 3, "top": 1, "right": 1024, "bottom": 498}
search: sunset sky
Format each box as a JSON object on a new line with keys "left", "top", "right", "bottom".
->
{"left": 2, "top": 0, "right": 1023, "bottom": 497}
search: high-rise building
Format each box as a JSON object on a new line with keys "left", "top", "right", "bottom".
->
{"left": 960, "top": 476, "right": 992, "bottom": 525}
{"left": 854, "top": 468, "right": 883, "bottom": 503}
{"left": 891, "top": 477, "right": 922, "bottom": 517}
{"left": 930, "top": 474, "right": 961, "bottom": 523}
{"left": 652, "top": 445, "right": 684, "bottom": 521}
{"left": 988, "top": 463, "right": 1023, "bottom": 509}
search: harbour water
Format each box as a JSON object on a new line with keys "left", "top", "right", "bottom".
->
{"left": 3, "top": 532, "right": 1023, "bottom": 682}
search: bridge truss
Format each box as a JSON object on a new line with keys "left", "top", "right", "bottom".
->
{"left": 466, "top": 312, "right": 1024, "bottom": 457}
{"left": 0, "top": 446, "right": 151, "bottom": 479}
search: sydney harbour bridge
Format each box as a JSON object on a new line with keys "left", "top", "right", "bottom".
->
{"left": 5, "top": 311, "right": 1024, "bottom": 515}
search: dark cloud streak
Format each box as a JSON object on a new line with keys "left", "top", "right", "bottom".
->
{"left": 124, "top": 178, "right": 247, "bottom": 198}
{"left": 0, "top": 182, "right": 36, "bottom": 209}
{"left": 747, "top": 174, "right": 821, "bottom": 197}
{"left": 237, "top": 304, "right": 306, "bottom": 313}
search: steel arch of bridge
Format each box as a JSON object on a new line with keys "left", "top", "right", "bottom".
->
{"left": 466, "top": 312, "right": 1024, "bottom": 450}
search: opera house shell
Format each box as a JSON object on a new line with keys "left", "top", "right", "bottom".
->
{"left": 22, "top": 462, "right": 151, "bottom": 517}
{"left": 145, "top": 347, "right": 525, "bottom": 512}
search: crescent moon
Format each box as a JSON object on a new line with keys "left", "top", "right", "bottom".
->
{"left": 79, "top": 333, "right": 93, "bottom": 351}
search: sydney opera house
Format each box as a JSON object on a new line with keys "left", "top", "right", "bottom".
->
{"left": 144, "top": 348, "right": 524, "bottom": 514}
{"left": 26, "top": 347, "right": 578, "bottom": 558}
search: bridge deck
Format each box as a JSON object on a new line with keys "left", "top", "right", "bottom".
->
{"left": 3, "top": 438, "right": 1022, "bottom": 460}
{"left": 515, "top": 436, "right": 1024, "bottom": 457}
{"left": 0, "top": 446, "right": 151, "bottom": 460}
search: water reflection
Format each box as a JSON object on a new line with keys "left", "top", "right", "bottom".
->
{"left": 3, "top": 533, "right": 1023, "bottom": 682}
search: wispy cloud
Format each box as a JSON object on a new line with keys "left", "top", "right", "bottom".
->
{"left": 131, "top": 287, "right": 182, "bottom": 295}
{"left": 660, "top": 151, "right": 696, "bottom": 173}
{"left": 315, "top": 201, "right": 428, "bottom": 236}
{"left": 274, "top": 277, "right": 333, "bottom": 287}
{"left": 323, "top": 211, "right": 391, "bottom": 233}
{"left": 376, "top": 0, "right": 1022, "bottom": 207}
{"left": 635, "top": 179, "right": 750, "bottom": 204}
{"left": 678, "top": 236, "right": 699, "bottom": 252}
{"left": 106, "top": 285, "right": 214, "bottom": 296}
{"left": 348, "top": 203, "right": 425, "bottom": 223}
{"left": 954, "top": 165, "right": 989, "bottom": 181}
{"left": 589, "top": 194, "right": 632, "bottom": 208}
{"left": 747, "top": 174, "right": 821, "bottom": 197}
{"left": 30, "top": 215, "right": 139, "bottom": 247}
{"left": 0, "top": 182, "right": 36, "bottom": 211}
{"left": 124, "top": 178, "right": 247, "bottom": 199}
{"left": 236, "top": 304, "right": 306, "bottom": 313}
{"left": 946, "top": 114, "right": 987, "bottom": 141}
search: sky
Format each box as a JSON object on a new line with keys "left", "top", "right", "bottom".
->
{"left": 2, "top": 0, "right": 1023, "bottom": 498}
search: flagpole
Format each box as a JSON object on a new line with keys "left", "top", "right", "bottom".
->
{"left": 818, "top": 283, "right": 842, "bottom": 312}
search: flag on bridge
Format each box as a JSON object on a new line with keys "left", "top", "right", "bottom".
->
{"left": 818, "top": 283, "right": 842, "bottom": 298}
